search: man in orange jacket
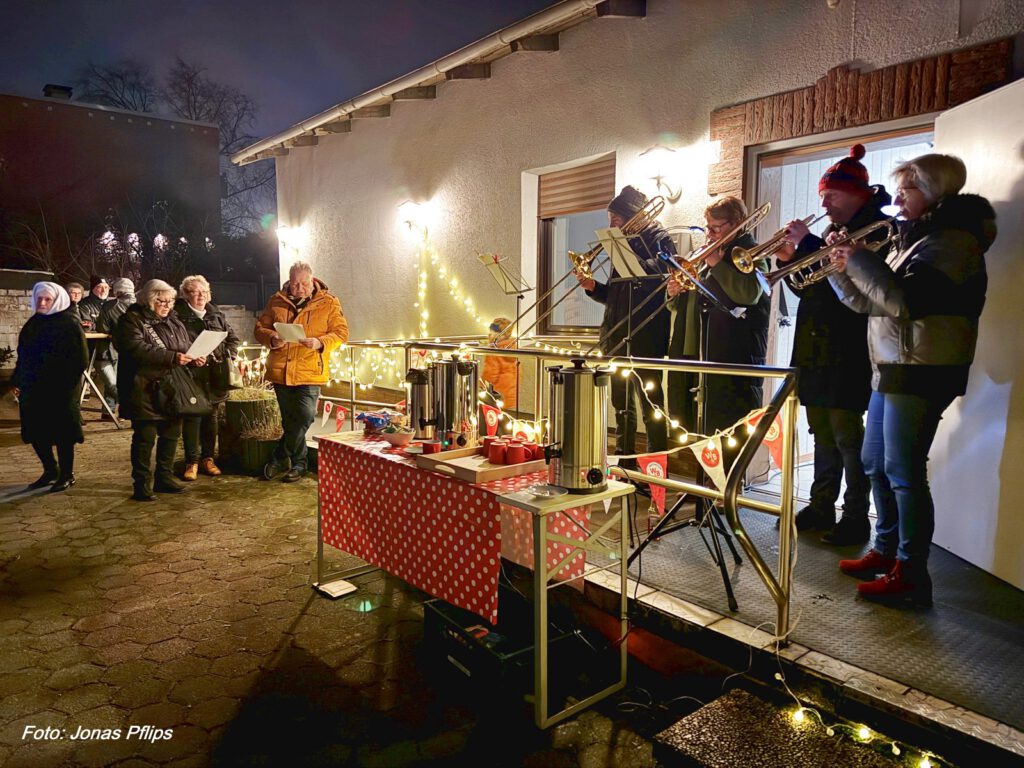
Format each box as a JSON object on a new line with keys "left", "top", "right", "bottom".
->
{"left": 254, "top": 261, "right": 349, "bottom": 481}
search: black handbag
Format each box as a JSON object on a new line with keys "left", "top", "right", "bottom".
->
{"left": 144, "top": 323, "right": 212, "bottom": 417}
{"left": 211, "top": 357, "right": 243, "bottom": 391}
{"left": 150, "top": 366, "right": 212, "bottom": 417}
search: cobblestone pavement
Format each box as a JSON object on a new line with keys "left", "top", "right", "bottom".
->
{"left": 0, "top": 417, "right": 709, "bottom": 767}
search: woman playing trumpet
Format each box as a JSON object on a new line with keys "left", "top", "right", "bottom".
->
{"left": 827, "top": 154, "right": 995, "bottom": 606}
{"left": 666, "top": 196, "right": 770, "bottom": 463}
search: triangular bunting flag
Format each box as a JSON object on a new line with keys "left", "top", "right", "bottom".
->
{"left": 481, "top": 403, "right": 501, "bottom": 437}
{"left": 746, "top": 410, "right": 786, "bottom": 469}
{"left": 335, "top": 405, "right": 348, "bottom": 432}
{"left": 636, "top": 454, "right": 668, "bottom": 515}
{"left": 691, "top": 436, "right": 727, "bottom": 492}
{"left": 321, "top": 400, "right": 333, "bottom": 428}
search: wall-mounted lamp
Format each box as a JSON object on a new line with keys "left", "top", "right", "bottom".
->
{"left": 640, "top": 143, "right": 681, "bottom": 204}
{"left": 398, "top": 199, "right": 439, "bottom": 241}
{"left": 276, "top": 224, "right": 307, "bottom": 251}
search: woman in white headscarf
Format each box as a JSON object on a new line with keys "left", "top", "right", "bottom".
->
{"left": 12, "top": 282, "right": 89, "bottom": 491}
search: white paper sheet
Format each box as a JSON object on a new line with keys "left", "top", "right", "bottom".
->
{"left": 185, "top": 330, "right": 228, "bottom": 359}
{"left": 273, "top": 322, "right": 307, "bottom": 342}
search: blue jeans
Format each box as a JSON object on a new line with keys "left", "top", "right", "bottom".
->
{"left": 862, "top": 390, "right": 954, "bottom": 564}
{"left": 273, "top": 384, "right": 320, "bottom": 471}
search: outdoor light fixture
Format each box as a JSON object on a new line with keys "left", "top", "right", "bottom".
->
{"left": 639, "top": 143, "right": 681, "bottom": 203}
{"left": 276, "top": 224, "right": 307, "bottom": 251}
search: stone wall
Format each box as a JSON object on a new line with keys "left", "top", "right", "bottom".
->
{"left": 220, "top": 305, "right": 257, "bottom": 345}
{"left": 0, "top": 289, "right": 34, "bottom": 369}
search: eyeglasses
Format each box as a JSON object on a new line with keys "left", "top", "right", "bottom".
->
{"left": 154, "top": 299, "right": 175, "bottom": 307}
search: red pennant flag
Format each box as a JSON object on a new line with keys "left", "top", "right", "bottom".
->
{"left": 636, "top": 454, "right": 668, "bottom": 515}
{"left": 480, "top": 403, "right": 501, "bottom": 437}
{"left": 691, "top": 437, "right": 727, "bottom": 492}
{"left": 746, "top": 411, "right": 785, "bottom": 469}
{"left": 335, "top": 406, "right": 348, "bottom": 432}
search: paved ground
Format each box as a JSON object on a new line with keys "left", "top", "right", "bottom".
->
{"left": 0, "top": 408, "right": 730, "bottom": 768}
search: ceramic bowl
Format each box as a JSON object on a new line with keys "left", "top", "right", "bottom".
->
{"left": 380, "top": 431, "right": 415, "bottom": 447}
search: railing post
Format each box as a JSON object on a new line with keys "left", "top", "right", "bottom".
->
{"left": 776, "top": 387, "right": 799, "bottom": 640}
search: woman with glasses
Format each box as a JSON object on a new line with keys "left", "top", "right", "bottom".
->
{"left": 175, "top": 275, "right": 240, "bottom": 481}
{"left": 828, "top": 154, "right": 995, "bottom": 605}
{"left": 114, "top": 279, "right": 206, "bottom": 501}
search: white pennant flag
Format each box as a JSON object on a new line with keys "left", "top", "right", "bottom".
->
{"left": 321, "top": 401, "right": 333, "bottom": 428}
{"left": 690, "top": 436, "right": 727, "bottom": 492}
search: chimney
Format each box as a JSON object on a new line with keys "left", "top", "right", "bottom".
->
{"left": 43, "top": 84, "right": 73, "bottom": 100}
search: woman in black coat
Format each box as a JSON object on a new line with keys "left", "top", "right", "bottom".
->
{"left": 13, "top": 283, "right": 89, "bottom": 492}
{"left": 114, "top": 279, "right": 207, "bottom": 501}
{"left": 175, "top": 275, "right": 240, "bottom": 480}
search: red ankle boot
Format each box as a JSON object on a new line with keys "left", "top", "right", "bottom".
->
{"left": 857, "top": 561, "right": 933, "bottom": 607}
{"left": 839, "top": 549, "right": 897, "bottom": 576}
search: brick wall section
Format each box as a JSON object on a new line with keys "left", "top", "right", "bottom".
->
{"left": 0, "top": 289, "right": 35, "bottom": 368}
{"left": 708, "top": 38, "right": 1013, "bottom": 197}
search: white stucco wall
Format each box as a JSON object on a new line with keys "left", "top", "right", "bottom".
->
{"left": 274, "top": 0, "right": 1023, "bottom": 353}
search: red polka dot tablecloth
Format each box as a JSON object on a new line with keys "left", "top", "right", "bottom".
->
{"left": 317, "top": 436, "right": 591, "bottom": 625}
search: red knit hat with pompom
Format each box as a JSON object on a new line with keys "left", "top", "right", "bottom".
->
{"left": 819, "top": 144, "right": 871, "bottom": 199}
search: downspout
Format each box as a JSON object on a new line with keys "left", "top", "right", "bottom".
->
{"left": 232, "top": 0, "right": 604, "bottom": 164}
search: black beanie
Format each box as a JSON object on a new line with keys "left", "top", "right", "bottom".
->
{"left": 89, "top": 274, "right": 108, "bottom": 290}
{"left": 607, "top": 186, "right": 648, "bottom": 220}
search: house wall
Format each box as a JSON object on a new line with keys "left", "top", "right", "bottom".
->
{"left": 273, "top": 0, "right": 1024, "bottom": 391}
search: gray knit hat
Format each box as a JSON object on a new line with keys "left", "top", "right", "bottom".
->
{"left": 607, "top": 185, "right": 648, "bottom": 220}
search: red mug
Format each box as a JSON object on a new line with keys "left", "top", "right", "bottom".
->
{"left": 506, "top": 444, "right": 526, "bottom": 465}
{"left": 423, "top": 440, "right": 442, "bottom": 455}
{"left": 488, "top": 440, "right": 507, "bottom": 465}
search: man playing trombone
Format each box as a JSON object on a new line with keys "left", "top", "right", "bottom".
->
{"left": 666, "top": 196, "right": 771, "bottom": 467}
{"left": 574, "top": 185, "right": 675, "bottom": 460}
{"left": 775, "top": 144, "right": 892, "bottom": 545}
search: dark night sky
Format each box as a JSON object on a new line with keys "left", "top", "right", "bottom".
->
{"left": 2, "top": 0, "right": 555, "bottom": 140}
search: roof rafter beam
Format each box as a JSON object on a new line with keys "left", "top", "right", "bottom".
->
{"left": 511, "top": 34, "right": 559, "bottom": 52}
{"left": 596, "top": 0, "right": 646, "bottom": 17}
{"left": 445, "top": 63, "right": 491, "bottom": 80}
{"left": 287, "top": 134, "right": 318, "bottom": 147}
{"left": 392, "top": 85, "right": 436, "bottom": 100}
{"left": 350, "top": 104, "right": 391, "bottom": 118}
{"left": 319, "top": 120, "right": 352, "bottom": 133}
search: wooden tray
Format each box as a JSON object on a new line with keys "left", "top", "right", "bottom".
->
{"left": 414, "top": 446, "right": 547, "bottom": 483}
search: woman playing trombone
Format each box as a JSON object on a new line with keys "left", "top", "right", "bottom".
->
{"left": 666, "top": 196, "right": 771, "bottom": 465}
{"left": 827, "top": 154, "right": 995, "bottom": 606}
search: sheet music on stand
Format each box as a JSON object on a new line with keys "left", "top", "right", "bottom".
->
{"left": 477, "top": 252, "right": 533, "bottom": 296}
{"left": 596, "top": 227, "right": 646, "bottom": 278}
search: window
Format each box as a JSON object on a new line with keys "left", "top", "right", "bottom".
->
{"left": 536, "top": 155, "right": 615, "bottom": 334}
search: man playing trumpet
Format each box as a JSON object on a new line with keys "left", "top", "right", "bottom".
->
{"left": 776, "top": 145, "right": 892, "bottom": 544}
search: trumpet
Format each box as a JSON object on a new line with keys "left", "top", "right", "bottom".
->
{"left": 765, "top": 217, "right": 898, "bottom": 290}
{"left": 732, "top": 213, "right": 827, "bottom": 274}
{"left": 496, "top": 196, "right": 667, "bottom": 343}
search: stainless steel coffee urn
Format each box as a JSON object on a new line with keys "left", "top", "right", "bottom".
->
{"left": 405, "top": 368, "right": 434, "bottom": 440}
{"left": 545, "top": 358, "right": 609, "bottom": 493}
{"left": 431, "top": 356, "right": 479, "bottom": 449}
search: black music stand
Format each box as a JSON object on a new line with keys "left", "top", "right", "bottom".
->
{"left": 624, "top": 282, "right": 743, "bottom": 612}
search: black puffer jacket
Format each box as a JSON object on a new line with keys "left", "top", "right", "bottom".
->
{"left": 14, "top": 309, "right": 88, "bottom": 445}
{"left": 780, "top": 186, "right": 892, "bottom": 410}
{"left": 113, "top": 304, "right": 194, "bottom": 421}
{"left": 95, "top": 296, "right": 133, "bottom": 362}
{"left": 78, "top": 293, "right": 104, "bottom": 330}
{"left": 585, "top": 225, "right": 675, "bottom": 358}
{"left": 174, "top": 299, "right": 241, "bottom": 401}
{"left": 829, "top": 193, "right": 994, "bottom": 399}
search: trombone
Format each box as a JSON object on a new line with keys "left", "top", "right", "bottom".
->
{"left": 496, "top": 196, "right": 666, "bottom": 343}
{"left": 732, "top": 213, "right": 827, "bottom": 274}
{"left": 764, "top": 217, "right": 898, "bottom": 290}
{"left": 591, "top": 202, "right": 772, "bottom": 357}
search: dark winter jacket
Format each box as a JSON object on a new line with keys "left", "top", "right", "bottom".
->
{"left": 113, "top": 304, "right": 195, "bottom": 421}
{"left": 78, "top": 293, "right": 105, "bottom": 330}
{"left": 584, "top": 224, "right": 676, "bottom": 358}
{"left": 95, "top": 296, "right": 133, "bottom": 362}
{"left": 779, "top": 187, "right": 892, "bottom": 410}
{"left": 829, "top": 193, "right": 994, "bottom": 399}
{"left": 667, "top": 233, "right": 771, "bottom": 432}
{"left": 174, "top": 299, "right": 241, "bottom": 402}
{"left": 13, "top": 308, "right": 88, "bottom": 445}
